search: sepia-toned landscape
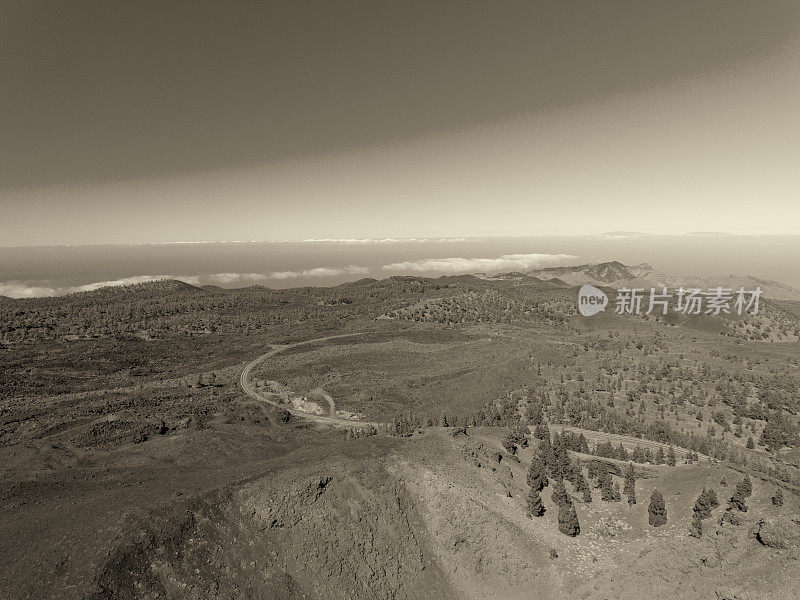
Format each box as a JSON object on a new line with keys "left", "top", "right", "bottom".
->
{"left": 2, "top": 261, "right": 799, "bottom": 599}
{"left": 3, "top": 2, "right": 800, "bottom": 598}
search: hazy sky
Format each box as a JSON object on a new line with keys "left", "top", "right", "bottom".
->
{"left": 2, "top": 1, "right": 799, "bottom": 246}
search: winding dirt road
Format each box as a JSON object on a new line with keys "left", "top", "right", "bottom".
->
{"left": 239, "top": 333, "right": 377, "bottom": 428}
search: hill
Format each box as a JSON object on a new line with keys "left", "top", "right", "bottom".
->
{"left": 522, "top": 261, "right": 800, "bottom": 301}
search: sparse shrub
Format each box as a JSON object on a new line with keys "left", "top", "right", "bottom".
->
{"left": 648, "top": 489, "right": 667, "bottom": 527}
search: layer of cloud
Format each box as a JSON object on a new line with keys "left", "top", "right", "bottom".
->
{"left": 0, "top": 267, "right": 374, "bottom": 298}
{"left": 0, "top": 275, "right": 197, "bottom": 298}
{"left": 268, "top": 266, "right": 369, "bottom": 279}
{"left": 381, "top": 253, "right": 579, "bottom": 274}
{"left": 300, "top": 237, "right": 467, "bottom": 244}
{"left": 1, "top": 254, "right": 579, "bottom": 298}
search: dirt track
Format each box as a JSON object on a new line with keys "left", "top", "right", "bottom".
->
{"left": 239, "top": 333, "right": 378, "bottom": 428}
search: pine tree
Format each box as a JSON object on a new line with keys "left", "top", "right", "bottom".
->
{"left": 558, "top": 447, "right": 573, "bottom": 483}
{"left": 655, "top": 446, "right": 665, "bottom": 465}
{"left": 513, "top": 421, "right": 530, "bottom": 448}
{"left": 616, "top": 443, "right": 629, "bottom": 462}
{"left": 772, "top": 488, "right": 784, "bottom": 507}
{"left": 545, "top": 439, "right": 559, "bottom": 480}
{"left": 612, "top": 481, "right": 622, "bottom": 502}
{"left": 557, "top": 501, "right": 580, "bottom": 536}
{"left": 574, "top": 469, "right": 589, "bottom": 496}
{"left": 535, "top": 421, "right": 551, "bottom": 441}
{"left": 666, "top": 446, "right": 677, "bottom": 467}
{"left": 648, "top": 489, "right": 667, "bottom": 527}
{"left": 600, "top": 472, "right": 618, "bottom": 501}
{"left": 527, "top": 487, "right": 546, "bottom": 517}
{"left": 746, "top": 436, "right": 755, "bottom": 449}
{"left": 527, "top": 454, "right": 548, "bottom": 492}
{"left": 730, "top": 478, "right": 749, "bottom": 512}
{"left": 503, "top": 432, "right": 519, "bottom": 455}
{"left": 740, "top": 476, "right": 752, "bottom": 498}
{"left": 706, "top": 488, "right": 719, "bottom": 509}
{"left": 693, "top": 488, "right": 718, "bottom": 520}
{"left": 689, "top": 515, "right": 703, "bottom": 538}
{"left": 582, "top": 485, "right": 592, "bottom": 503}
{"left": 623, "top": 463, "right": 636, "bottom": 505}
{"left": 551, "top": 479, "right": 570, "bottom": 507}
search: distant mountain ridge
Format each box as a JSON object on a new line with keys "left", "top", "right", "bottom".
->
{"left": 486, "top": 261, "right": 800, "bottom": 301}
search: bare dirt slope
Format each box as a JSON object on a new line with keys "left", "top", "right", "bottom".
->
{"left": 2, "top": 410, "right": 799, "bottom": 599}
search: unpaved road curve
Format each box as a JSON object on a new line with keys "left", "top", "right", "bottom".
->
{"left": 239, "top": 333, "right": 378, "bottom": 428}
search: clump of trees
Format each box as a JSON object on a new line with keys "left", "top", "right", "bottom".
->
{"left": 526, "top": 436, "right": 580, "bottom": 535}
{"left": 549, "top": 480, "right": 580, "bottom": 536}
{"left": 648, "top": 489, "right": 667, "bottom": 527}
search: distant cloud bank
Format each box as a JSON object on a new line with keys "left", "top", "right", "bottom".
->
{"left": 1, "top": 252, "right": 579, "bottom": 298}
{"left": 300, "top": 237, "right": 467, "bottom": 244}
{"left": 382, "top": 253, "right": 579, "bottom": 274}
{"left": 269, "top": 266, "right": 369, "bottom": 279}
{"left": 0, "top": 267, "right": 369, "bottom": 298}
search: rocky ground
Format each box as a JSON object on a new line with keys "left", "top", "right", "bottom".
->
{"left": 3, "top": 410, "right": 798, "bottom": 599}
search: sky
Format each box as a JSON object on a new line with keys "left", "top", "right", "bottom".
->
{"left": 2, "top": 1, "right": 800, "bottom": 246}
